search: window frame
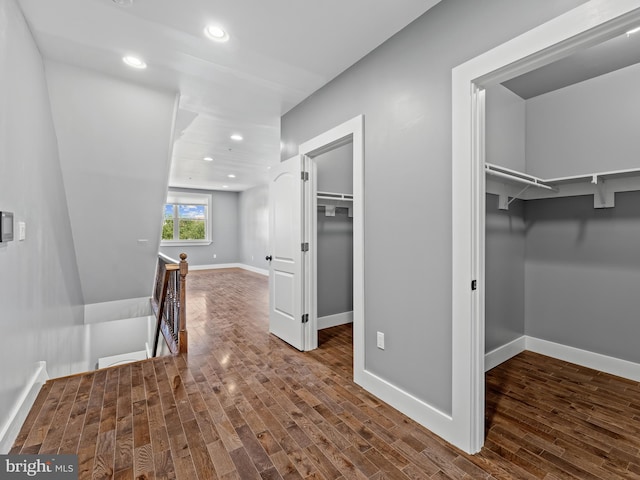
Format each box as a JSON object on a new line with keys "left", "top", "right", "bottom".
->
{"left": 160, "top": 191, "right": 212, "bottom": 246}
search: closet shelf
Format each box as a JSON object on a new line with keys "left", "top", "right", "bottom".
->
{"left": 317, "top": 191, "right": 353, "bottom": 201}
{"left": 486, "top": 163, "right": 640, "bottom": 210}
{"left": 485, "top": 163, "right": 555, "bottom": 191}
{"left": 544, "top": 167, "right": 640, "bottom": 185}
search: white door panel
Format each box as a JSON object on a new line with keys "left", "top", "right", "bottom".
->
{"left": 273, "top": 271, "right": 295, "bottom": 318}
{"left": 268, "top": 155, "right": 308, "bottom": 350}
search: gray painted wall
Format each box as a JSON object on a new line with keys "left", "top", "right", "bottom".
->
{"left": 317, "top": 211, "right": 353, "bottom": 317}
{"left": 45, "top": 61, "right": 176, "bottom": 305}
{"left": 316, "top": 142, "right": 353, "bottom": 194}
{"left": 526, "top": 62, "right": 640, "bottom": 178}
{"left": 315, "top": 144, "right": 353, "bottom": 317}
{"left": 483, "top": 49, "right": 640, "bottom": 364}
{"left": 281, "top": 0, "right": 585, "bottom": 413}
{"left": 521, "top": 61, "right": 640, "bottom": 363}
{"left": 484, "top": 85, "right": 526, "bottom": 353}
{"left": 524, "top": 192, "right": 640, "bottom": 363}
{"left": 485, "top": 195, "right": 525, "bottom": 353}
{"left": 486, "top": 85, "right": 526, "bottom": 172}
{"left": 239, "top": 184, "right": 269, "bottom": 270}
{"left": 0, "top": 0, "right": 87, "bottom": 437}
{"left": 161, "top": 188, "right": 240, "bottom": 266}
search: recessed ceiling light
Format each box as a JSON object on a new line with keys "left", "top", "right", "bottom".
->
{"left": 112, "top": 0, "right": 133, "bottom": 5}
{"left": 205, "top": 25, "right": 230, "bottom": 42}
{"left": 626, "top": 26, "right": 640, "bottom": 36}
{"left": 230, "top": 134, "right": 243, "bottom": 141}
{"left": 222, "top": 185, "right": 229, "bottom": 189}
{"left": 203, "top": 156, "right": 214, "bottom": 162}
{"left": 122, "top": 56, "right": 146, "bottom": 69}
{"left": 227, "top": 174, "right": 236, "bottom": 178}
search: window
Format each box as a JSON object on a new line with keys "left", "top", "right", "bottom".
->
{"left": 161, "top": 192, "right": 211, "bottom": 245}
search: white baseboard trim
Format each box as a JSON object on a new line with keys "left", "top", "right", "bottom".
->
{"left": 189, "top": 263, "right": 240, "bottom": 271}
{"left": 318, "top": 311, "right": 353, "bottom": 330}
{"left": 189, "top": 263, "right": 269, "bottom": 276}
{"left": 483, "top": 335, "right": 640, "bottom": 382}
{"left": 239, "top": 264, "right": 269, "bottom": 276}
{"left": 356, "top": 369, "right": 454, "bottom": 447}
{"left": 485, "top": 336, "right": 526, "bottom": 371}
{"left": 0, "top": 361, "right": 49, "bottom": 454}
{"left": 526, "top": 337, "right": 640, "bottom": 382}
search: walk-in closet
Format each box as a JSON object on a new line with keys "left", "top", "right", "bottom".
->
{"left": 484, "top": 33, "right": 640, "bottom": 372}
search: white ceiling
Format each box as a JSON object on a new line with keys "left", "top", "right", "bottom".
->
{"left": 18, "top": 0, "right": 441, "bottom": 191}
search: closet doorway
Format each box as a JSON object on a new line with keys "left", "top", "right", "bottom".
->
{"left": 451, "top": 1, "right": 640, "bottom": 454}
{"left": 298, "top": 115, "right": 365, "bottom": 380}
{"left": 313, "top": 141, "right": 354, "bottom": 338}
{"left": 269, "top": 116, "right": 364, "bottom": 367}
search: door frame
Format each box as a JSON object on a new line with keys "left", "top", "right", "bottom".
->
{"left": 452, "top": 0, "right": 640, "bottom": 454}
{"left": 298, "top": 115, "right": 365, "bottom": 378}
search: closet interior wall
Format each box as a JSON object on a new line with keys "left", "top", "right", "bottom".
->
{"left": 485, "top": 60, "right": 640, "bottom": 365}
{"left": 485, "top": 86, "right": 527, "bottom": 354}
{"left": 315, "top": 142, "right": 354, "bottom": 327}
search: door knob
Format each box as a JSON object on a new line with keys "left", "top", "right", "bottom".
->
{"left": 265, "top": 255, "right": 273, "bottom": 261}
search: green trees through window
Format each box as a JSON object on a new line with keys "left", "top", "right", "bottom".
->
{"left": 163, "top": 204, "right": 207, "bottom": 241}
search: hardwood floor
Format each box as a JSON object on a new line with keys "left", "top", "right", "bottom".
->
{"left": 12, "top": 268, "right": 640, "bottom": 479}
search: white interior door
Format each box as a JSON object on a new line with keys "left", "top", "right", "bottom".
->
{"left": 268, "top": 155, "right": 309, "bottom": 350}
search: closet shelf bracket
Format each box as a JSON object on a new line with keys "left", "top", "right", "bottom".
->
{"left": 499, "top": 185, "right": 531, "bottom": 210}
{"left": 323, "top": 205, "right": 337, "bottom": 216}
{"left": 486, "top": 163, "right": 556, "bottom": 210}
{"left": 592, "top": 176, "right": 615, "bottom": 208}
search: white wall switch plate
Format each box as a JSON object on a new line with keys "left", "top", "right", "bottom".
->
{"left": 377, "top": 331, "right": 385, "bottom": 350}
{"left": 18, "top": 221, "right": 26, "bottom": 241}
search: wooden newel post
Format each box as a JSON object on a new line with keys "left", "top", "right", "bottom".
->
{"left": 178, "top": 252, "right": 189, "bottom": 353}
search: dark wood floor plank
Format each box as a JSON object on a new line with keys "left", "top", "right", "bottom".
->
{"left": 114, "top": 364, "right": 134, "bottom": 474}
{"left": 13, "top": 268, "right": 640, "bottom": 480}
{"left": 20, "top": 377, "right": 70, "bottom": 452}
{"left": 134, "top": 443, "right": 156, "bottom": 480}
{"left": 229, "top": 446, "right": 262, "bottom": 480}
{"left": 75, "top": 369, "right": 108, "bottom": 478}
{"left": 59, "top": 372, "right": 95, "bottom": 454}
{"left": 39, "top": 374, "right": 82, "bottom": 454}
{"left": 182, "top": 417, "right": 219, "bottom": 479}
{"left": 10, "top": 381, "right": 53, "bottom": 453}
{"left": 143, "top": 362, "right": 172, "bottom": 456}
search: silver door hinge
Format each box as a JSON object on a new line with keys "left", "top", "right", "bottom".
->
{"left": 302, "top": 313, "right": 309, "bottom": 323}
{"left": 301, "top": 242, "right": 309, "bottom": 252}
{"left": 301, "top": 171, "right": 309, "bottom": 181}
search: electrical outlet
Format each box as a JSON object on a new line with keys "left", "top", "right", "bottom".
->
{"left": 377, "top": 332, "right": 385, "bottom": 350}
{"left": 213, "top": 254, "right": 217, "bottom": 259}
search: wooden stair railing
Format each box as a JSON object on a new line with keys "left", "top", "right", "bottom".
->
{"left": 151, "top": 253, "right": 188, "bottom": 356}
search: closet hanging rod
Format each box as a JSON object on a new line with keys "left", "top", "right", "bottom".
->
{"left": 485, "top": 164, "right": 555, "bottom": 191}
